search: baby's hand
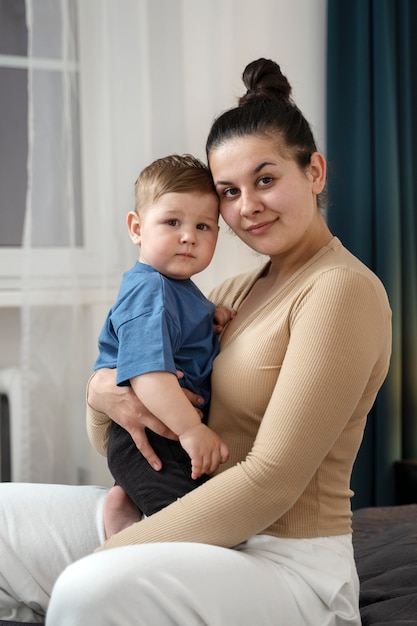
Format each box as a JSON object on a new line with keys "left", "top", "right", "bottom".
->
{"left": 179, "top": 423, "right": 230, "bottom": 479}
{"left": 213, "top": 305, "right": 236, "bottom": 334}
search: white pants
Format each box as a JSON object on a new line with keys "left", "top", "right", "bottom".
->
{"left": 0, "top": 483, "right": 361, "bottom": 625}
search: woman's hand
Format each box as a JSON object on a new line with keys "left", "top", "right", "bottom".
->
{"left": 88, "top": 368, "right": 205, "bottom": 471}
{"left": 88, "top": 368, "right": 175, "bottom": 470}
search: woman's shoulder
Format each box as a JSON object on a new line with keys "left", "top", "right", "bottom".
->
{"left": 302, "top": 238, "right": 391, "bottom": 320}
{"left": 209, "top": 262, "right": 269, "bottom": 307}
{"left": 210, "top": 237, "right": 390, "bottom": 313}
{"left": 318, "top": 238, "right": 388, "bottom": 296}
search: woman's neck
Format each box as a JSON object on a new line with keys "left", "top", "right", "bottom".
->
{"left": 267, "top": 220, "right": 333, "bottom": 287}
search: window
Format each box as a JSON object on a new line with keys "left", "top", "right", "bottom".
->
{"left": 0, "top": 0, "right": 28, "bottom": 246}
{"left": 0, "top": 0, "right": 83, "bottom": 249}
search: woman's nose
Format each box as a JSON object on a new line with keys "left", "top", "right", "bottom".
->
{"left": 239, "top": 192, "right": 263, "bottom": 217}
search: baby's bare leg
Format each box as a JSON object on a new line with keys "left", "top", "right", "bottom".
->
{"left": 104, "top": 485, "right": 142, "bottom": 539}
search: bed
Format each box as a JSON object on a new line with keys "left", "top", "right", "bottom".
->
{"left": 352, "top": 503, "right": 417, "bottom": 624}
{"left": 1, "top": 504, "right": 416, "bottom": 625}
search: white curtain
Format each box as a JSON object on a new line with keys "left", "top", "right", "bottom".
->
{"left": 18, "top": 0, "right": 326, "bottom": 485}
{"left": 20, "top": 0, "right": 90, "bottom": 484}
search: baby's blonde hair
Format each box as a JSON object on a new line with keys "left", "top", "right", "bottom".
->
{"left": 134, "top": 154, "right": 217, "bottom": 213}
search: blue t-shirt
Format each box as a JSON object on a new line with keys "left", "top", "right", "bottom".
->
{"left": 94, "top": 262, "right": 219, "bottom": 411}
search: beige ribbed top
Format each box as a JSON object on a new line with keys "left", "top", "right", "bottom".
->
{"left": 89, "top": 237, "right": 391, "bottom": 550}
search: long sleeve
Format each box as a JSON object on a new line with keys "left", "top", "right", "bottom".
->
{"left": 86, "top": 374, "right": 111, "bottom": 457}
{"left": 97, "top": 239, "right": 391, "bottom": 551}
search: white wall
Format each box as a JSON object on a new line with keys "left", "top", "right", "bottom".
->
{"left": 183, "top": 0, "right": 327, "bottom": 159}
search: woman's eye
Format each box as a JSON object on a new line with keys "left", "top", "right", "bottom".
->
{"left": 223, "top": 187, "right": 239, "bottom": 198}
{"left": 258, "top": 176, "right": 273, "bottom": 187}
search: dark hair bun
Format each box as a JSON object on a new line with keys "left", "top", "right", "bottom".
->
{"left": 239, "top": 58, "right": 292, "bottom": 105}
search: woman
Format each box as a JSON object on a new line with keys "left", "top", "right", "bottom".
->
{"left": 0, "top": 59, "right": 391, "bottom": 625}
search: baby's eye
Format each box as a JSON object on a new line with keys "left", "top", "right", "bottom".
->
{"left": 196, "top": 223, "right": 209, "bottom": 231}
{"left": 167, "top": 219, "right": 180, "bottom": 226}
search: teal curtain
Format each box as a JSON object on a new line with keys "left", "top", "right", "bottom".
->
{"left": 327, "top": 0, "right": 417, "bottom": 508}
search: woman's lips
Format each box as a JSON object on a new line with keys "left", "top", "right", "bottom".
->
{"left": 246, "top": 220, "right": 276, "bottom": 235}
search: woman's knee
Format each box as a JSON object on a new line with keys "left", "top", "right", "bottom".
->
{"left": 46, "top": 554, "right": 116, "bottom": 625}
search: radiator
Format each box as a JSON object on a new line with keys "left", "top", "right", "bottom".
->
{"left": 0, "top": 368, "right": 22, "bottom": 482}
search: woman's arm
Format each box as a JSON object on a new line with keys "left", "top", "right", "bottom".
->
{"left": 95, "top": 269, "right": 391, "bottom": 551}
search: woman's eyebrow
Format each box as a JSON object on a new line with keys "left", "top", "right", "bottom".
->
{"left": 254, "top": 161, "right": 276, "bottom": 173}
{"left": 215, "top": 161, "right": 277, "bottom": 187}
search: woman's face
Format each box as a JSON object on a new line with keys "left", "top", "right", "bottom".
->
{"left": 208, "top": 134, "right": 326, "bottom": 260}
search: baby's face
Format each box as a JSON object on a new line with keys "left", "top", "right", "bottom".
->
{"left": 136, "top": 191, "right": 219, "bottom": 280}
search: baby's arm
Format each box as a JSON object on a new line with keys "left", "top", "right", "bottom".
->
{"left": 130, "top": 372, "right": 229, "bottom": 478}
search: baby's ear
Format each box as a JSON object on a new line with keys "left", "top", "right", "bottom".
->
{"left": 126, "top": 211, "right": 141, "bottom": 245}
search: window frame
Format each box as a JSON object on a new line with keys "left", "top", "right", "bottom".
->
{"left": 0, "top": 11, "right": 118, "bottom": 304}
